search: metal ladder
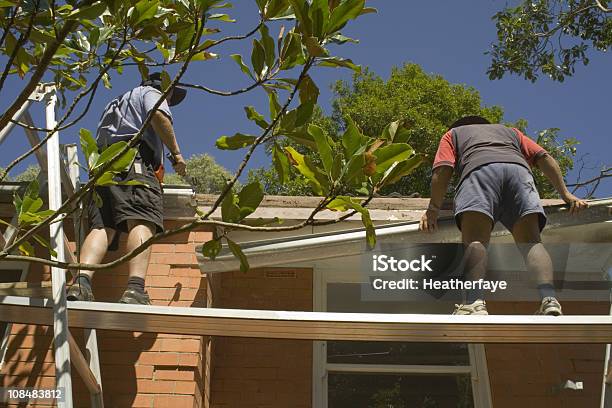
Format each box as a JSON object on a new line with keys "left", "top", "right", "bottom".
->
{"left": 0, "top": 84, "right": 104, "bottom": 407}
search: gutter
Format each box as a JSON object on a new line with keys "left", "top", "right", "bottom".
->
{"left": 197, "top": 198, "right": 612, "bottom": 274}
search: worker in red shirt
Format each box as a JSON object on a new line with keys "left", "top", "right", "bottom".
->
{"left": 420, "top": 115, "right": 587, "bottom": 315}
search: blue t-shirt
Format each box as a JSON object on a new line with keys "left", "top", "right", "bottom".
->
{"left": 96, "top": 85, "right": 173, "bottom": 167}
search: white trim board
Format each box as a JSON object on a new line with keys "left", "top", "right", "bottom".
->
{"left": 2, "top": 296, "right": 612, "bottom": 343}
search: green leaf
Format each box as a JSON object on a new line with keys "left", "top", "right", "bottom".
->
{"left": 33, "top": 234, "right": 57, "bottom": 258}
{"left": 272, "top": 143, "right": 290, "bottom": 184}
{"left": 221, "top": 189, "right": 241, "bottom": 223}
{"left": 308, "top": 124, "right": 333, "bottom": 173}
{"left": 373, "top": 144, "right": 414, "bottom": 175}
{"left": 318, "top": 57, "right": 360, "bottom": 72}
{"left": 134, "top": 0, "right": 159, "bottom": 25}
{"left": 264, "top": 0, "right": 290, "bottom": 19}
{"left": 304, "top": 36, "right": 327, "bottom": 57}
{"left": 201, "top": 238, "right": 221, "bottom": 260}
{"left": 381, "top": 120, "right": 400, "bottom": 142}
{"left": 93, "top": 142, "right": 136, "bottom": 173}
{"left": 381, "top": 153, "right": 425, "bottom": 186}
{"left": 176, "top": 25, "right": 196, "bottom": 54}
{"left": 284, "top": 128, "right": 317, "bottom": 149}
{"left": 260, "top": 24, "right": 276, "bottom": 69}
{"left": 208, "top": 13, "right": 235, "bottom": 22}
{"left": 230, "top": 54, "right": 255, "bottom": 80}
{"left": 102, "top": 72, "right": 111, "bottom": 89}
{"left": 244, "top": 106, "right": 269, "bottom": 129}
{"left": 267, "top": 89, "right": 282, "bottom": 119}
{"left": 328, "top": 0, "right": 365, "bottom": 33}
{"left": 25, "top": 178, "right": 40, "bottom": 201}
{"left": 298, "top": 74, "right": 319, "bottom": 104}
{"left": 294, "top": 101, "right": 314, "bottom": 127}
{"left": 284, "top": 146, "right": 323, "bottom": 195}
{"left": 216, "top": 133, "right": 257, "bottom": 150}
{"left": 68, "top": 1, "right": 107, "bottom": 20}
{"left": 251, "top": 39, "right": 266, "bottom": 78}
{"left": 328, "top": 33, "right": 359, "bottom": 44}
{"left": 288, "top": 0, "right": 312, "bottom": 36}
{"left": 341, "top": 117, "right": 366, "bottom": 157}
{"left": 226, "top": 237, "right": 249, "bottom": 273}
{"left": 18, "top": 241, "right": 35, "bottom": 257}
{"left": 326, "top": 196, "right": 375, "bottom": 248}
{"left": 80, "top": 128, "right": 98, "bottom": 169}
{"left": 309, "top": 0, "right": 330, "bottom": 38}
{"left": 160, "top": 70, "right": 172, "bottom": 92}
{"left": 280, "top": 32, "right": 305, "bottom": 70}
{"left": 95, "top": 172, "right": 117, "bottom": 186}
{"left": 93, "top": 191, "right": 103, "bottom": 208}
{"left": 237, "top": 182, "right": 264, "bottom": 219}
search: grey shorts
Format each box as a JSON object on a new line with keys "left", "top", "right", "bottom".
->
{"left": 454, "top": 162, "right": 546, "bottom": 232}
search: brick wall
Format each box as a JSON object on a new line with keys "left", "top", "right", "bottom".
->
{"left": 1, "top": 221, "right": 212, "bottom": 407}
{"left": 486, "top": 301, "right": 608, "bottom": 408}
{"left": 209, "top": 267, "right": 313, "bottom": 408}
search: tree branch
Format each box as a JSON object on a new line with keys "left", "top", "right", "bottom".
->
{"left": 0, "top": 0, "right": 96, "bottom": 135}
{"left": 1, "top": 11, "right": 207, "bottom": 257}
{"left": 595, "top": 0, "right": 612, "bottom": 12}
{"left": 201, "top": 58, "right": 315, "bottom": 220}
{"left": 0, "top": 34, "right": 129, "bottom": 183}
{"left": 0, "top": 0, "right": 40, "bottom": 93}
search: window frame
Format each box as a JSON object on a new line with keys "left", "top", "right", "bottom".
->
{"left": 312, "top": 267, "right": 492, "bottom": 408}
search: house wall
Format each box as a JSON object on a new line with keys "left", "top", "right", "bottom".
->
{"left": 0, "top": 221, "right": 212, "bottom": 408}
{"left": 486, "top": 301, "right": 608, "bottom": 408}
{"left": 208, "top": 267, "right": 313, "bottom": 408}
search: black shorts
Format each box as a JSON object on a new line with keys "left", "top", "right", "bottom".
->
{"left": 87, "top": 156, "right": 164, "bottom": 235}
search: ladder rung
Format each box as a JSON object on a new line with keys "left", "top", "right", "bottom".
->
{"left": 0, "top": 281, "right": 52, "bottom": 298}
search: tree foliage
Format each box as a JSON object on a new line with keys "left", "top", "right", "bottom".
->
{"left": 164, "top": 153, "right": 233, "bottom": 193}
{"left": 253, "top": 63, "right": 579, "bottom": 199}
{"left": 252, "top": 63, "right": 504, "bottom": 196}
{"left": 0, "top": 0, "right": 419, "bottom": 272}
{"left": 488, "top": 0, "right": 612, "bottom": 81}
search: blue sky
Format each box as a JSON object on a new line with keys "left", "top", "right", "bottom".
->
{"left": 1, "top": 1, "right": 610, "bottom": 196}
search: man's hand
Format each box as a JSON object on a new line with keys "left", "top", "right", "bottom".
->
{"left": 420, "top": 209, "right": 439, "bottom": 232}
{"left": 172, "top": 153, "right": 187, "bottom": 176}
{"left": 561, "top": 191, "right": 588, "bottom": 215}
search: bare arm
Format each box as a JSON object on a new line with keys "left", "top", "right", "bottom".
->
{"left": 535, "top": 154, "right": 587, "bottom": 214}
{"left": 150, "top": 111, "right": 186, "bottom": 175}
{"left": 420, "top": 166, "right": 453, "bottom": 232}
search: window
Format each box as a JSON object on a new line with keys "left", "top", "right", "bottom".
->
{"left": 313, "top": 269, "right": 492, "bottom": 408}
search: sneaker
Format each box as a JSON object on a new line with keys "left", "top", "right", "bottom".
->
{"left": 453, "top": 300, "right": 488, "bottom": 315}
{"left": 66, "top": 284, "right": 95, "bottom": 301}
{"left": 536, "top": 297, "right": 562, "bottom": 316}
{"left": 118, "top": 289, "right": 151, "bottom": 305}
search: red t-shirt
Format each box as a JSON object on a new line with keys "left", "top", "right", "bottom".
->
{"left": 433, "top": 127, "right": 547, "bottom": 170}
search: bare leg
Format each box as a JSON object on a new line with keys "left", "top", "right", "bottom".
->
{"left": 126, "top": 220, "right": 155, "bottom": 280}
{"left": 460, "top": 212, "right": 493, "bottom": 302}
{"left": 78, "top": 227, "right": 116, "bottom": 280}
{"left": 511, "top": 213, "right": 554, "bottom": 290}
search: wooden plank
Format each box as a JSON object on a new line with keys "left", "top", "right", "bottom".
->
{"left": 1, "top": 297, "right": 612, "bottom": 344}
{"left": 0, "top": 281, "right": 52, "bottom": 297}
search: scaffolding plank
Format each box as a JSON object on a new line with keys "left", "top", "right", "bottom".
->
{"left": 0, "top": 281, "right": 52, "bottom": 297}
{"left": 1, "top": 297, "right": 612, "bottom": 343}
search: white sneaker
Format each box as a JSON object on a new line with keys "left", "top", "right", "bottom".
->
{"left": 536, "top": 297, "right": 562, "bottom": 316}
{"left": 453, "top": 300, "right": 488, "bottom": 315}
